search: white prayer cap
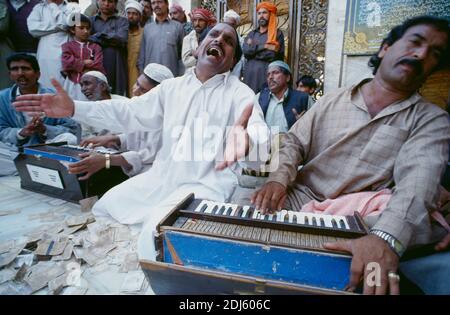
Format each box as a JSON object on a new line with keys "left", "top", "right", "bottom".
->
{"left": 125, "top": 0, "right": 143, "bottom": 15}
{"left": 143, "top": 63, "right": 174, "bottom": 83}
{"left": 223, "top": 9, "right": 241, "bottom": 25}
{"left": 82, "top": 71, "right": 109, "bottom": 85}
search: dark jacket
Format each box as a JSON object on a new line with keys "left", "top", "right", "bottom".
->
{"left": 258, "top": 87, "right": 309, "bottom": 129}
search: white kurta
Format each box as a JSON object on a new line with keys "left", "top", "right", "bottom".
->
{"left": 118, "top": 131, "right": 160, "bottom": 176}
{"left": 181, "top": 30, "right": 198, "bottom": 71}
{"left": 27, "top": 1, "right": 78, "bottom": 88}
{"left": 72, "top": 69, "right": 269, "bottom": 259}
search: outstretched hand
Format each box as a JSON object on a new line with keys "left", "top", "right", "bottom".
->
{"left": 216, "top": 104, "right": 253, "bottom": 171}
{"left": 13, "top": 78, "right": 75, "bottom": 118}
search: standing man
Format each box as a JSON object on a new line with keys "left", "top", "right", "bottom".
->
{"left": 139, "top": 0, "right": 153, "bottom": 26}
{"left": 125, "top": 0, "right": 144, "bottom": 96}
{"left": 181, "top": 8, "right": 214, "bottom": 71}
{"left": 0, "top": 0, "right": 13, "bottom": 90}
{"left": 27, "top": 0, "right": 78, "bottom": 88}
{"left": 243, "top": 1, "right": 284, "bottom": 93}
{"left": 90, "top": 0, "right": 128, "bottom": 96}
{"left": 223, "top": 9, "right": 244, "bottom": 78}
{"left": 6, "top": 0, "right": 40, "bottom": 54}
{"left": 296, "top": 75, "right": 317, "bottom": 109}
{"left": 169, "top": 3, "right": 192, "bottom": 35}
{"left": 137, "top": 0, "right": 184, "bottom": 77}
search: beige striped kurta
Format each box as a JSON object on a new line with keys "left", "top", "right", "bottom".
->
{"left": 268, "top": 79, "right": 450, "bottom": 248}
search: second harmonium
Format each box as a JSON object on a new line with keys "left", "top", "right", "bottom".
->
{"left": 140, "top": 193, "right": 369, "bottom": 295}
{"left": 14, "top": 142, "right": 128, "bottom": 203}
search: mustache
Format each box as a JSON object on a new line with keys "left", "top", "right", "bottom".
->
{"left": 396, "top": 58, "right": 423, "bottom": 74}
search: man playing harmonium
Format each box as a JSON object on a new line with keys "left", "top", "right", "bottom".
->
{"left": 250, "top": 16, "right": 450, "bottom": 294}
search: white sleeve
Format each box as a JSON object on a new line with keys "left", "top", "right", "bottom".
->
{"left": 233, "top": 83, "right": 271, "bottom": 170}
{"left": 73, "top": 85, "right": 165, "bottom": 135}
{"left": 27, "top": 3, "right": 73, "bottom": 38}
{"left": 120, "top": 131, "right": 160, "bottom": 176}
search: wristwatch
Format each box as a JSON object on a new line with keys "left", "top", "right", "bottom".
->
{"left": 105, "top": 154, "right": 111, "bottom": 169}
{"left": 370, "top": 229, "right": 405, "bottom": 257}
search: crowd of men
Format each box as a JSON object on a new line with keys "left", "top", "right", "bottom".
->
{"left": 1, "top": 0, "right": 450, "bottom": 295}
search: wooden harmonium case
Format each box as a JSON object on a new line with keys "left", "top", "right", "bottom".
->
{"left": 142, "top": 193, "right": 369, "bottom": 295}
{"left": 14, "top": 142, "right": 128, "bottom": 203}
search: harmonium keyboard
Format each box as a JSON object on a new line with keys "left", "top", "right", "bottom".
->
{"left": 140, "top": 193, "right": 369, "bottom": 295}
{"left": 14, "top": 142, "right": 128, "bottom": 203}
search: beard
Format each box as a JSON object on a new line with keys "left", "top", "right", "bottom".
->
{"left": 258, "top": 18, "right": 268, "bottom": 27}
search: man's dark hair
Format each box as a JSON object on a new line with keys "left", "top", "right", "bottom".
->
{"left": 6, "top": 53, "right": 40, "bottom": 72}
{"left": 78, "top": 14, "right": 91, "bottom": 27}
{"left": 232, "top": 28, "right": 242, "bottom": 65}
{"left": 296, "top": 75, "right": 317, "bottom": 89}
{"left": 369, "top": 15, "right": 450, "bottom": 75}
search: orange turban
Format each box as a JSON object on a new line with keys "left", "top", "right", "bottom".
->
{"left": 256, "top": 2, "right": 279, "bottom": 51}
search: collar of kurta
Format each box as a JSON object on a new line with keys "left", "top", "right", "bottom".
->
{"left": 188, "top": 67, "right": 232, "bottom": 87}
{"left": 350, "top": 78, "right": 422, "bottom": 119}
{"left": 154, "top": 16, "right": 171, "bottom": 24}
{"left": 269, "top": 88, "right": 289, "bottom": 103}
{"left": 94, "top": 13, "right": 119, "bottom": 21}
{"left": 11, "top": 83, "right": 45, "bottom": 99}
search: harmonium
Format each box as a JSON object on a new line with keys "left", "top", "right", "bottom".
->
{"left": 140, "top": 193, "right": 369, "bottom": 295}
{"left": 14, "top": 142, "right": 128, "bottom": 203}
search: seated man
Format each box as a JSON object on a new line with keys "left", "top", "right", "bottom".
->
{"left": 251, "top": 16, "right": 450, "bottom": 294}
{"left": 0, "top": 53, "right": 78, "bottom": 176}
{"left": 79, "top": 71, "right": 128, "bottom": 138}
{"left": 296, "top": 74, "right": 317, "bottom": 109}
{"left": 258, "top": 61, "right": 309, "bottom": 134}
{"left": 70, "top": 63, "right": 174, "bottom": 179}
{"left": 14, "top": 23, "right": 270, "bottom": 263}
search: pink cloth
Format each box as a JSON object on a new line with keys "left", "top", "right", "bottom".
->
{"left": 300, "top": 189, "right": 392, "bottom": 217}
{"left": 300, "top": 189, "right": 450, "bottom": 232}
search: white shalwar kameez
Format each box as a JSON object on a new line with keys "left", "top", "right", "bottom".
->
{"left": 27, "top": 1, "right": 78, "bottom": 88}
{"left": 72, "top": 69, "right": 269, "bottom": 260}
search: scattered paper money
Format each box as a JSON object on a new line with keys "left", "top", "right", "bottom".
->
{"left": 120, "top": 271, "right": 145, "bottom": 293}
{"left": 35, "top": 235, "right": 69, "bottom": 257}
{"left": 119, "top": 253, "right": 139, "bottom": 273}
{"left": 52, "top": 242, "right": 74, "bottom": 261}
{"left": 0, "top": 268, "right": 16, "bottom": 285}
{"left": 48, "top": 199, "right": 68, "bottom": 206}
{"left": 0, "top": 243, "right": 26, "bottom": 268}
{"left": 0, "top": 209, "right": 21, "bottom": 216}
{"left": 24, "top": 262, "right": 65, "bottom": 292}
{"left": 79, "top": 196, "right": 98, "bottom": 212}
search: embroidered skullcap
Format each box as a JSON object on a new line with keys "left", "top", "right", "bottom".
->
{"left": 125, "top": 0, "right": 143, "bottom": 15}
{"left": 143, "top": 63, "right": 174, "bottom": 83}
{"left": 82, "top": 71, "right": 109, "bottom": 84}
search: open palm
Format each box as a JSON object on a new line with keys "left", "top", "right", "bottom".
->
{"left": 14, "top": 79, "right": 75, "bottom": 118}
{"left": 216, "top": 104, "right": 253, "bottom": 171}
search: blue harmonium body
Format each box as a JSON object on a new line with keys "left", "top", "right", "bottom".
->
{"left": 140, "top": 193, "right": 369, "bottom": 295}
